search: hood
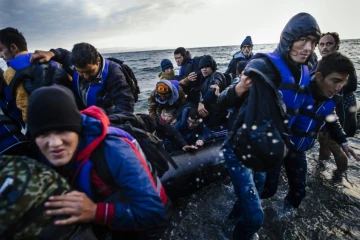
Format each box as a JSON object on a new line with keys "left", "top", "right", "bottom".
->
{"left": 274, "top": 13, "right": 321, "bottom": 58}
{"left": 155, "top": 79, "right": 179, "bottom": 105}
{"left": 75, "top": 106, "right": 110, "bottom": 161}
{"left": 179, "top": 106, "right": 192, "bottom": 129}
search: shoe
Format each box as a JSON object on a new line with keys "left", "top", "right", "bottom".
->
{"left": 318, "top": 132, "right": 331, "bottom": 160}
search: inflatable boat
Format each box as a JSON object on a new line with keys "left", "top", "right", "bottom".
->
{"left": 161, "top": 137, "right": 228, "bottom": 200}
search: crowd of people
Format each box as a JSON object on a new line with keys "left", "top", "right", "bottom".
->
{"left": 0, "top": 11, "right": 359, "bottom": 240}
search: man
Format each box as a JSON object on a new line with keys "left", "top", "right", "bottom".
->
{"left": 26, "top": 85, "right": 170, "bottom": 239}
{"left": 219, "top": 13, "right": 322, "bottom": 240}
{"left": 30, "top": 42, "right": 135, "bottom": 114}
{"left": 225, "top": 36, "right": 255, "bottom": 79}
{"left": 0, "top": 27, "right": 70, "bottom": 122}
{"left": 197, "top": 55, "right": 228, "bottom": 129}
{"left": 316, "top": 32, "right": 358, "bottom": 172}
{"left": 159, "top": 58, "right": 175, "bottom": 80}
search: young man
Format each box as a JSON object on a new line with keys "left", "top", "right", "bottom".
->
{"left": 158, "top": 58, "right": 175, "bottom": 80}
{"left": 26, "top": 85, "right": 170, "bottom": 239}
{"left": 0, "top": 27, "right": 70, "bottom": 122}
{"left": 30, "top": 42, "right": 135, "bottom": 114}
{"left": 197, "top": 55, "right": 228, "bottom": 129}
{"left": 316, "top": 32, "right": 358, "bottom": 172}
{"left": 225, "top": 36, "right": 255, "bottom": 79}
{"left": 220, "top": 13, "right": 322, "bottom": 240}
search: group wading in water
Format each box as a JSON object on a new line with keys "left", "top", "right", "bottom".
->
{"left": 0, "top": 12, "right": 359, "bottom": 240}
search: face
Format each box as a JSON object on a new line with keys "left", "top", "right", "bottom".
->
{"left": 0, "top": 42, "right": 17, "bottom": 61}
{"left": 74, "top": 57, "right": 100, "bottom": 80}
{"left": 164, "top": 67, "right": 173, "bottom": 73}
{"left": 162, "top": 112, "right": 174, "bottom": 124}
{"left": 290, "top": 35, "right": 318, "bottom": 64}
{"left": 35, "top": 131, "right": 79, "bottom": 167}
{"left": 174, "top": 54, "right": 184, "bottom": 66}
{"left": 157, "top": 92, "right": 170, "bottom": 101}
{"left": 187, "top": 117, "right": 199, "bottom": 130}
{"left": 318, "top": 35, "right": 337, "bottom": 57}
{"left": 315, "top": 72, "right": 349, "bottom": 98}
{"left": 201, "top": 67, "right": 213, "bottom": 77}
{"left": 241, "top": 45, "right": 252, "bottom": 57}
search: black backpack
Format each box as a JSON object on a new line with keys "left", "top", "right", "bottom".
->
{"left": 91, "top": 112, "right": 175, "bottom": 179}
{"left": 107, "top": 57, "right": 140, "bottom": 103}
{"left": 8, "top": 62, "right": 71, "bottom": 97}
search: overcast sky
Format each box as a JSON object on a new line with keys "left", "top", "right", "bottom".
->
{"left": 1, "top": 0, "right": 359, "bottom": 52}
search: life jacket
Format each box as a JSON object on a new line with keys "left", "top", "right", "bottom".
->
{"left": 72, "top": 58, "right": 110, "bottom": 107}
{"left": 179, "top": 59, "right": 194, "bottom": 77}
{"left": 259, "top": 53, "right": 310, "bottom": 127}
{"left": 71, "top": 126, "right": 167, "bottom": 205}
{"left": 289, "top": 94, "right": 336, "bottom": 151}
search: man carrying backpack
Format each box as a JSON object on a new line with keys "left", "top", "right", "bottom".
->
{"left": 30, "top": 42, "right": 136, "bottom": 114}
{"left": 0, "top": 27, "right": 71, "bottom": 123}
{"left": 27, "top": 85, "right": 170, "bottom": 239}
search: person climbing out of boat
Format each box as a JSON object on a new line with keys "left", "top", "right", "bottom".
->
{"left": 0, "top": 27, "right": 71, "bottom": 123}
{"left": 225, "top": 36, "right": 255, "bottom": 79}
{"left": 174, "top": 107, "right": 211, "bottom": 148}
{"left": 220, "top": 12, "right": 324, "bottom": 240}
{"left": 148, "top": 79, "right": 186, "bottom": 122}
{"left": 197, "top": 55, "right": 228, "bottom": 130}
{"left": 30, "top": 42, "right": 135, "bottom": 114}
{"left": 174, "top": 47, "right": 201, "bottom": 105}
{"left": 316, "top": 32, "right": 359, "bottom": 172}
{"left": 26, "top": 85, "right": 171, "bottom": 240}
{"left": 158, "top": 58, "right": 175, "bottom": 80}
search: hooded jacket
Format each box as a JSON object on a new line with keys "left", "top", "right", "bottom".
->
{"left": 225, "top": 51, "right": 254, "bottom": 77}
{"left": 48, "top": 106, "right": 168, "bottom": 230}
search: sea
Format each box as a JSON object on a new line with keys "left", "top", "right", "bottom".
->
{"left": 1, "top": 41, "right": 360, "bottom": 239}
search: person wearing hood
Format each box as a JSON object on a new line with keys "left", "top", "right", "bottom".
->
{"left": 220, "top": 13, "right": 326, "bottom": 240}
{"left": 197, "top": 55, "right": 228, "bottom": 129}
{"left": 158, "top": 59, "right": 175, "bottom": 80}
{"left": 148, "top": 79, "right": 186, "bottom": 121}
{"left": 27, "top": 85, "right": 170, "bottom": 239}
{"left": 316, "top": 32, "right": 358, "bottom": 172}
{"left": 225, "top": 36, "right": 255, "bottom": 79}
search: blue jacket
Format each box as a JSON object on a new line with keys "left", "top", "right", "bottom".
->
{"left": 49, "top": 106, "right": 168, "bottom": 230}
{"left": 225, "top": 51, "right": 254, "bottom": 77}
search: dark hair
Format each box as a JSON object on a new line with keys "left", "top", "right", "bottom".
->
{"left": 320, "top": 32, "right": 340, "bottom": 49}
{"left": 316, "top": 52, "right": 354, "bottom": 78}
{"left": 71, "top": 42, "right": 99, "bottom": 68}
{"left": 0, "top": 27, "right": 27, "bottom": 52}
{"left": 188, "top": 108, "right": 200, "bottom": 120}
{"left": 174, "top": 47, "right": 192, "bottom": 59}
{"left": 236, "top": 61, "right": 247, "bottom": 75}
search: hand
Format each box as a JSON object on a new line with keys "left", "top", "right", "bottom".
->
{"left": 196, "top": 140, "right": 204, "bottom": 147}
{"left": 342, "top": 145, "right": 360, "bottom": 161}
{"left": 182, "top": 145, "right": 198, "bottom": 151}
{"left": 187, "top": 72, "right": 197, "bottom": 81}
{"left": 235, "top": 75, "right": 252, "bottom": 97}
{"left": 30, "top": 50, "right": 55, "bottom": 63}
{"left": 170, "top": 118, "right": 177, "bottom": 126}
{"left": 45, "top": 191, "right": 97, "bottom": 225}
{"left": 210, "top": 84, "right": 220, "bottom": 97}
{"left": 198, "top": 103, "right": 208, "bottom": 117}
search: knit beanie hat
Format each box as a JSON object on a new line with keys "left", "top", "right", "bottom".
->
{"left": 240, "top": 36, "right": 253, "bottom": 48}
{"left": 160, "top": 59, "right": 173, "bottom": 72}
{"left": 157, "top": 82, "right": 170, "bottom": 94}
{"left": 198, "top": 55, "right": 217, "bottom": 70}
{"left": 27, "top": 85, "right": 82, "bottom": 138}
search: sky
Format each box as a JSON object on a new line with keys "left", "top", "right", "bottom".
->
{"left": 1, "top": 0, "right": 359, "bottom": 52}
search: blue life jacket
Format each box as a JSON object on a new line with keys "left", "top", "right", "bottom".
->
{"left": 259, "top": 53, "right": 310, "bottom": 127}
{"left": 170, "top": 80, "right": 179, "bottom": 90}
{"left": 179, "top": 59, "right": 194, "bottom": 77}
{"left": 72, "top": 59, "right": 111, "bottom": 107}
{"left": 289, "top": 94, "right": 336, "bottom": 151}
{"left": 0, "top": 113, "right": 29, "bottom": 154}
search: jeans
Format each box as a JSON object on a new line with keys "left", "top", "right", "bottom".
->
{"left": 261, "top": 149, "right": 307, "bottom": 208}
{"left": 223, "top": 143, "right": 265, "bottom": 240}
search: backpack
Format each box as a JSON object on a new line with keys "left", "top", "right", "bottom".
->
{"left": 107, "top": 57, "right": 140, "bottom": 103}
{"left": 94, "top": 112, "right": 176, "bottom": 178}
{"left": 8, "top": 62, "right": 71, "bottom": 97}
{"left": 0, "top": 155, "right": 76, "bottom": 239}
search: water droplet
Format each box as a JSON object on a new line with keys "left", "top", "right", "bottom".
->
{"left": 251, "top": 125, "right": 257, "bottom": 130}
{"left": 272, "top": 139, "right": 279, "bottom": 144}
{"left": 242, "top": 123, "right": 247, "bottom": 129}
{"left": 325, "top": 114, "right": 336, "bottom": 122}
{"left": 267, "top": 132, "right": 273, "bottom": 137}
